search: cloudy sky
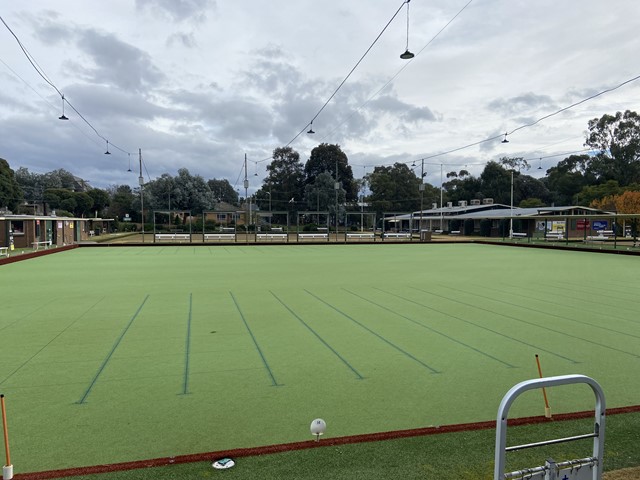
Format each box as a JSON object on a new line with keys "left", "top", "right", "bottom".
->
{"left": 1, "top": 0, "right": 639, "bottom": 192}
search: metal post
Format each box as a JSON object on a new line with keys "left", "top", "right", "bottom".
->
{"left": 244, "top": 154, "right": 249, "bottom": 244}
{"left": 419, "top": 159, "right": 425, "bottom": 233}
{"left": 335, "top": 160, "right": 339, "bottom": 241}
{"left": 509, "top": 170, "right": 514, "bottom": 238}
{"left": 139, "top": 148, "right": 145, "bottom": 243}
{"left": 440, "top": 164, "right": 444, "bottom": 231}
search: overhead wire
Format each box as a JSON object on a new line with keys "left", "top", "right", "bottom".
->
{"left": 388, "top": 73, "right": 640, "bottom": 169}
{"left": 285, "top": 0, "right": 410, "bottom": 148}
{"left": 506, "top": 73, "right": 640, "bottom": 137}
{"left": 0, "top": 56, "right": 104, "bottom": 150}
{"left": 0, "top": 14, "right": 133, "bottom": 157}
{"left": 319, "top": 0, "right": 476, "bottom": 144}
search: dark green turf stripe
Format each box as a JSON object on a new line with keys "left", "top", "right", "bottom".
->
{"left": 487, "top": 282, "right": 640, "bottom": 323}
{"left": 270, "top": 291, "right": 365, "bottom": 380}
{"left": 76, "top": 295, "right": 150, "bottom": 404}
{"left": 342, "top": 288, "right": 517, "bottom": 368}
{"left": 229, "top": 292, "right": 282, "bottom": 387}
{"left": 304, "top": 290, "right": 441, "bottom": 374}
{"left": 376, "top": 288, "right": 579, "bottom": 364}
{"left": 470, "top": 283, "right": 640, "bottom": 337}
{"left": 0, "top": 299, "right": 56, "bottom": 332}
{"left": 0, "top": 298, "right": 105, "bottom": 386}
{"left": 412, "top": 286, "right": 640, "bottom": 359}
{"left": 181, "top": 293, "right": 193, "bottom": 395}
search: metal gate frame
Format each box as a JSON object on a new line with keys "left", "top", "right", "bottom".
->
{"left": 494, "top": 374, "right": 605, "bottom": 480}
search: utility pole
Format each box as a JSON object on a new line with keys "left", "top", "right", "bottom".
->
{"left": 440, "top": 163, "right": 444, "bottom": 231}
{"left": 244, "top": 154, "right": 249, "bottom": 244}
{"left": 419, "top": 159, "right": 425, "bottom": 232}
{"left": 510, "top": 170, "right": 514, "bottom": 238}
{"left": 139, "top": 148, "right": 145, "bottom": 243}
{"left": 335, "top": 160, "right": 339, "bottom": 238}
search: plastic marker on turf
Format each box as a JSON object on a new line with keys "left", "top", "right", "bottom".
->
{"left": 310, "top": 418, "right": 326, "bottom": 442}
{"left": 212, "top": 458, "right": 235, "bottom": 469}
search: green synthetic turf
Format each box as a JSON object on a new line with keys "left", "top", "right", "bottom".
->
{"left": 62, "top": 412, "right": 640, "bottom": 480}
{"left": 1, "top": 244, "right": 639, "bottom": 472}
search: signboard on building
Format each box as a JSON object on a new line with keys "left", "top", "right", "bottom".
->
{"left": 593, "top": 220, "right": 609, "bottom": 231}
{"left": 577, "top": 219, "right": 590, "bottom": 230}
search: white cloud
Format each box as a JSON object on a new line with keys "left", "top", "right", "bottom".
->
{"left": 0, "top": 0, "right": 638, "bottom": 191}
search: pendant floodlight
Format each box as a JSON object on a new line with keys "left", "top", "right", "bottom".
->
{"left": 411, "top": 161, "right": 416, "bottom": 167}
{"left": 538, "top": 158, "right": 542, "bottom": 170}
{"left": 307, "top": 121, "right": 315, "bottom": 134}
{"left": 104, "top": 140, "right": 111, "bottom": 155}
{"left": 59, "top": 94, "right": 69, "bottom": 120}
{"left": 400, "top": 50, "right": 415, "bottom": 60}
{"left": 310, "top": 418, "right": 326, "bottom": 441}
{"left": 501, "top": 132, "right": 509, "bottom": 143}
{"left": 400, "top": 0, "right": 415, "bottom": 59}
{"left": 127, "top": 153, "right": 132, "bottom": 172}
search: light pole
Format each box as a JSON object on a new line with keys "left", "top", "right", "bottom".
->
{"left": 138, "top": 148, "right": 145, "bottom": 243}
{"left": 509, "top": 170, "right": 514, "bottom": 238}
{"left": 419, "top": 159, "right": 425, "bottom": 232}
{"left": 335, "top": 160, "right": 339, "bottom": 238}
{"left": 440, "top": 163, "right": 444, "bottom": 231}
{"left": 244, "top": 154, "right": 249, "bottom": 243}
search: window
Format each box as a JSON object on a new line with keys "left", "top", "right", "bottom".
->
{"left": 10, "top": 221, "right": 24, "bottom": 235}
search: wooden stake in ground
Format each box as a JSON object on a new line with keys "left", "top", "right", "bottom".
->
{"left": 1, "top": 394, "right": 13, "bottom": 480}
{"left": 535, "top": 355, "right": 552, "bottom": 418}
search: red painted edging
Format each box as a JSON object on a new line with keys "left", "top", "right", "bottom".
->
{"left": 0, "top": 245, "right": 78, "bottom": 265}
{"left": 15, "top": 405, "right": 640, "bottom": 480}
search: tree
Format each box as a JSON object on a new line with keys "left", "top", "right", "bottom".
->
{"left": 260, "top": 147, "right": 305, "bottom": 215}
{"left": 443, "top": 169, "right": 481, "bottom": 204}
{"left": 303, "top": 172, "right": 346, "bottom": 218}
{"left": 592, "top": 190, "right": 640, "bottom": 242}
{"left": 145, "top": 173, "right": 176, "bottom": 210}
{"left": 207, "top": 178, "right": 238, "bottom": 205}
{"left": 368, "top": 163, "right": 421, "bottom": 215}
{"left": 172, "top": 169, "right": 216, "bottom": 213}
{"left": 585, "top": 110, "right": 640, "bottom": 185}
{"left": 573, "top": 180, "right": 622, "bottom": 206}
{"left": 42, "top": 188, "right": 94, "bottom": 217}
{"left": 87, "top": 188, "right": 110, "bottom": 216}
{"left": 479, "top": 161, "right": 512, "bottom": 204}
{"left": 0, "top": 159, "right": 23, "bottom": 211}
{"left": 74, "top": 192, "right": 94, "bottom": 217}
{"left": 499, "top": 156, "right": 530, "bottom": 172}
{"left": 144, "top": 170, "right": 215, "bottom": 214}
{"left": 304, "top": 144, "right": 357, "bottom": 200}
{"left": 45, "top": 169, "right": 77, "bottom": 190}
{"left": 516, "top": 175, "right": 551, "bottom": 206}
{"left": 543, "top": 154, "right": 593, "bottom": 205}
{"left": 107, "top": 185, "right": 136, "bottom": 221}
{"left": 15, "top": 167, "right": 43, "bottom": 203}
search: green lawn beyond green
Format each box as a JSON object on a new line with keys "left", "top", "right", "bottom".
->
{"left": 1, "top": 244, "right": 639, "bottom": 473}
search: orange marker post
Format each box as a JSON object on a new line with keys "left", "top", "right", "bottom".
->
{"left": 535, "top": 355, "right": 552, "bottom": 418}
{"left": 1, "top": 394, "right": 12, "bottom": 480}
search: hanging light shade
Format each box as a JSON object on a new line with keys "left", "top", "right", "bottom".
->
{"left": 501, "top": 132, "right": 509, "bottom": 143}
{"left": 400, "top": 1, "right": 415, "bottom": 59}
{"left": 307, "top": 121, "right": 315, "bottom": 134}
{"left": 127, "top": 153, "right": 132, "bottom": 172}
{"left": 104, "top": 140, "right": 111, "bottom": 155}
{"left": 59, "top": 94, "right": 69, "bottom": 120}
{"left": 538, "top": 158, "right": 543, "bottom": 170}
